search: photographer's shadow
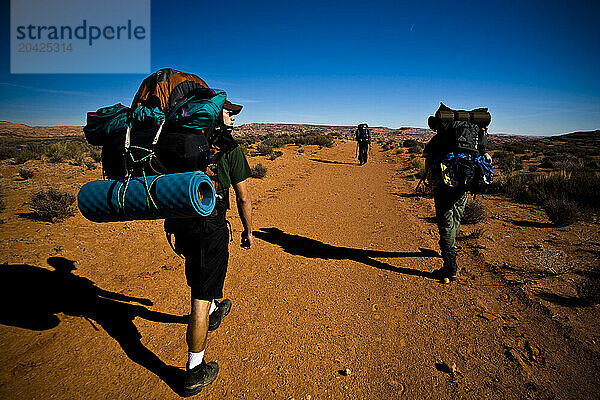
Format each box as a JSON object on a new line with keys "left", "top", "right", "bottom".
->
{"left": 0, "top": 257, "right": 185, "bottom": 394}
{"left": 254, "top": 227, "right": 439, "bottom": 279}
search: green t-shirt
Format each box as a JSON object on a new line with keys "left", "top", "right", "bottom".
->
{"left": 215, "top": 145, "right": 252, "bottom": 210}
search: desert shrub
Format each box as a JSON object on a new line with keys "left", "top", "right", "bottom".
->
{"left": 297, "top": 148, "right": 304, "bottom": 154}
{"left": 500, "top": 141, "right": 542, "bottom": 154}
{"left": 409, "top": 157, "right": 426, "bottom": 178}
{"left": 528, "top": 165, "right": 538, "bottom": 172}
{"left": 236, "top": 135, "right": 260, "bottom": 147}
{"left": 543, "top": 197, "right": 578, "bottom": 226}
{"left": 263, "top": 136, "right": 288, "bottom": 148}
{"left": 255, "top": 142, "right": 273, "bottom": 156}
{"left": 402, "top": 139, "right": 421, "bottom": 147}
{"left": 311, "top": 134, "right": 334, "bottom": 148}
{"left": 491, "top": 169, "right": 600, "bottom": 212}
{"left": 30, "top": 188, "right": 76, "bottom": 222}
{"left": 46, "top": 141, "right": 85, "bottom": 163}
{"left": 19, "top": 168, "right": 34, "bottom": 179}
{"left": 494, "top": 151, "right": 523, "bottom": 174}
{"left": 462, "top": 199, "right": 487, "bottom": 224}
{"left": 251, "top": 163, "right": 267, "bottom": 179}
{"left": 0, "top": 146, "right": 16, "bottom": 160}
{"left": 395, "top": 148, "right": 405, "bottom": 155}
{"left": 268, "top": 150, "right": 283, "bottom": 160}
{"left": 89, "top": 148, "right": 102, "bottom": 163}
{"left": 407, "top": 144, "right": 424, "bottom": 154}
{"left": 13, "top": 147, "right": 43, "bottom": 164}
{"left": 294, "top": 134, "right": 334, "bottom": 147}
{"left": 539, "top": 154, "right": 580, "bottom": 170}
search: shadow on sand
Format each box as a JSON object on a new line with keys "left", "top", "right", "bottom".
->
{"left": 309, "top": 158, "right": 357, "bottom": 166}
{"left": 254, "top": 227, "right": 439, "bottom": 279}
{"left": 0, "top": 257, "right": 186, "bottom": 395}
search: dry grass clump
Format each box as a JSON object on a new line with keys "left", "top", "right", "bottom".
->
{"left": 543, "top": 197, "right": 578, "bottom": 227}
{"left": 19, "top": 168, "right": 34, "bottom": 180}
{"left": 46, "top": 142, "right": 86, "bottom": 163}
{"left": 30, "top": 188, "right": 76, "bottom": 222}
{"left": 493, "top": 151, "right": 523, "bottom": 174}
{"left": 251, "top": 163, "right": 267, "bottom": 179}
{"left": 462, "top": 198, "right": 487, "bottom": 224}
{"left": 13, "top": 143, "right": 45, "bottom": 164}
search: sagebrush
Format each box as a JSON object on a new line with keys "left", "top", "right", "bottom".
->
{"left": 30, "top": 188, "right": 76, "bottom": 222}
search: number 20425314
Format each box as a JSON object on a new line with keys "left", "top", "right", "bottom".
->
{"left": 18, "top": 42, "right": 72, "bottom": 52}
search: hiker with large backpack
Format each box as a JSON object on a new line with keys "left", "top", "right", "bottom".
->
{"left": 423, "top": 103, "right": 493, "bottom": 283}
{"left": 355, "top": 123, "right": 371, "bottom": 165}
{"left": 82, "top": 68, "right": 254, "bottom": 396}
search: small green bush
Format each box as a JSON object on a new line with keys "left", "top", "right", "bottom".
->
{"left": 251, "top": 163, "right": 267, "bottom": 179}
{"left": 543, "top": 197, "right": 578, "bottom": 227}
{"left": 19, "top": 168, "right": 34, "bottom": 179}
{"left": 30, "top": 188, "right": 76, "bottom": 222}
{"left": 462, "top": 199, "right": 487, "bottom": 224}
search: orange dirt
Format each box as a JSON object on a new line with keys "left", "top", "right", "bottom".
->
{"left": 1, "top": 140, "right": 599, "bottom": 399}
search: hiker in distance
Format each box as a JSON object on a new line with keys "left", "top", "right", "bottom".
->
{"left": 423, "top": 103, "right": 493, "bottom": 283}
{"left": 165, "top": 98, "right": 254, "bottom": 396}
{"left": 355, "top": 123, "right": 371, "bottom": 165}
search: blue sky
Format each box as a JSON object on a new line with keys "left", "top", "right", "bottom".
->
{"left": 1, "top": 0, "right": 599, "bottom": 135}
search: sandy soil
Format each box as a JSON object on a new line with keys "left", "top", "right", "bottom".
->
{"left": 1, "top": 140, "right": 599, "bottom": 399}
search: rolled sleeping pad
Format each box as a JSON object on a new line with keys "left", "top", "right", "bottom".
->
{"left": 455, "top": 111, "right": 470, "bottom": 121}
{"left": 470, "top": 111, "right": 491, "bottom": 127}
{"left": 435, "top": 109, "right": 454, "bottom": 121}
{"left": 77, "top": 171, "right": 216, "bottom": 222}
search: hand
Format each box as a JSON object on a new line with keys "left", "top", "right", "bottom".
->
{"left": 484, "top": 152, "right": 493, "bottom": 164}
{"left": 241, "top": 229, "right": 254, "bottom": 249}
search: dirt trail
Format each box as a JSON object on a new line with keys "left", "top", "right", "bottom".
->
{"left": 1, "top": 141, "right": 598, "bottom": 399}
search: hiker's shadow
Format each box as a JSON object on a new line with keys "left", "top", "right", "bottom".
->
{"left": 254, "top": 227, "right": 439, "bottom": 279}
{"left": 0, "top": 257, "right": 186, "bottom": 395}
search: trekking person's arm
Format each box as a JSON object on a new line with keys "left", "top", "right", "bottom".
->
{"left": 483, "top": 152, "right": 492, "bottom": 164}
{"left": 233, "top": 180, "right": 253, "bottom": 249}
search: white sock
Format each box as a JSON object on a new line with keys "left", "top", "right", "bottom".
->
{"left": 187, "top": 349, "right": 205, "bottom": 370}
{"left": 209, "top": 300, "right": 216, "bottom": 315}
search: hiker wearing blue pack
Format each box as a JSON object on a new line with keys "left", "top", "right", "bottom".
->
{"left": 423, "top": 103, "right": 493, "bottom": 282}
{"left": 167, "top": 102, "right": 253, "bottom": 397}
{"left": 356, "top": 123, "right": 371, "bottom": 165}
{"left": 83, "top": 69, "right": 253, "bottom": 396}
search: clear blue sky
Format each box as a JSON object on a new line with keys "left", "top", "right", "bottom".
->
{"left": 1, "top": 0, "right": 599, "bottom": 135}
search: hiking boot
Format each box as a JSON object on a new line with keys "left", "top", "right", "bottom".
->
{"left": 182, "top": 361, "right": 219, "bottom": 397}
{"left": 208, "top": 299, "right": 232, "bottom": 331}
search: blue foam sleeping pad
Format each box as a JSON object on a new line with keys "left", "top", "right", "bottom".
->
{"left": 77, "top": 171, "right": 216, "bottom": 222}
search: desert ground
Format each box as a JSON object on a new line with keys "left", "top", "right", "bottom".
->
{"left": 1, "top": 135, "right": 599, "bottom": 399}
